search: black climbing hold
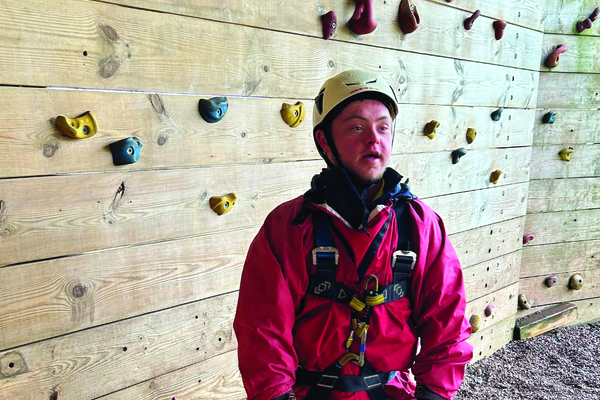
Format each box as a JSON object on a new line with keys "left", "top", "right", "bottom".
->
{"left": 451, "top": 148, "right": 467, "bottom": 164}
{"left": 542, "top": 111, "right": 556, "bottom": 124}
{"left": 491, "top": 107, "right": 504, "bottom": 121}
{"left": 198, "top": 97, "right": 228, "bottom": 123}
{"left": 109, "top": 137, "right": 143, "bottom": 166}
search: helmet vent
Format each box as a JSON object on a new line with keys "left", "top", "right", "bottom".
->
{"left": 344, "top": 82, "right": 360, "bottom": 86}
{"left": 366, "top": 79, "right": 377, "bottom": 84}
{"left": 315, "top": 88, "right": 325, "bottom": 114}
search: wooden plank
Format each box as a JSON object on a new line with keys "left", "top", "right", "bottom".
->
{"left": 0, "top": 163, "right": 530, "bottom": 267}
{"left": 516, "top": 298, "right": 600, "bottom": 327}
{"left": 518, "top": 269, "right": 600, "bottom": 308}
{"left": 533, "top": 109, "right": 600, "bottom": 145}
{"left": 99, "top": 351, "right": 245, "bottom": 400}
{"left": 544, "top": 0, "right": 600, "bottom": 35}
{"left": 0, "top": 87, "right": 536, "bottom": 179}
{"left": 521, "top": 239, "right": 600, "bottom": 277}
{"left": 424, "top": 182, "right": 529, "bottom": 236}
{"left": 537, "top": 72, "right": 600, "bottom": 110}
{"left": 541, "top": 34, "right": 600, "bottom": 73}
{"left": 468, "top": 314, "right": 515, "bottom": 363}
{"left": 0, "top": 292, "right": 238, "bottom": 400}
{"left": 95, "top": 0, "right": 544, "bottom": 70}
{"left": 450, "top": 216, "right": 525, "bottom": 269}
{"left": 514, "top": 303, "right": 578, "bottom": 340}
{"left": 524, "top": 209, "right": 600, "bottom": 245}
{"left": 430, "top": 0, "right": 546, "bottom": 31}
{"left": 465, "top": 282, "right": 519, "bottom": 334}
{"left": 0, "top": 0, "right": 539, "bottom": 107}
{"left": 530, "top": 144, "right": 600, "bottom": 179}
{"left": 463, "top": 250, "right": 521, "bottom": 302}
{"left": 527, "top": 177, "right": 600, "bottom": 212}
{"left": 0, "top": 227, "right": 255, "bottom": 351}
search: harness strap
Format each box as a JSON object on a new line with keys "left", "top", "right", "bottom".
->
{"left": 297, "top": 364, "right": 391, "bottom": 399}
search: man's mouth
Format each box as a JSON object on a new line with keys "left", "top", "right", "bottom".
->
{"left": 363, "top": 152, "right": 380, "bottom": 160}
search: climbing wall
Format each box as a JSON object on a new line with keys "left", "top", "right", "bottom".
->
{"left": 0, "top": 0, "right": 558, "bottom": 399}
{"left": 519, "top": 0, "right": 600, "bottom": 329}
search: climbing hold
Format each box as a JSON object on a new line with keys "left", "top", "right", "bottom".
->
{"left": 349, "top": 0, "right": 377, "bottom": 35}
{"left": 523, "top": 234, "right": 534, "bottom": 244}
{"left": 469, "top": 314, "right": 481, "bottom": 333}
{"left": 490, "top": 170, "right": 502, "bottom": 184}
{"left": 485, "top": 305, "right": 494, "bottom": 317}
{"left": 542, "top": 111, "right": 556, "bottom": 124}
{"left": 545, "top": 44, "right": 567, "bottom": 69}
{"left": 518, "top": 294, "right": 531, "bottom": 310}
{"left": 280, "top": 101, "right": 305, "bottom": 128}
{"left": 559, "top": 147, "right": 574, "bottom": 161}
{"left": 424, "top": 120, "right": 440, "bottom": 139}
{"left": 569, "top": 274, "right": 583, "bottom": 290}
{"left": 210, "top": 193, "right": 237, "bottom": 216}
{"left": 491, "top": 107, "right": 504, "bottom": 121}
{"left": 590, "top": 7, "right": 600, "bottom": 22}
{"left": 464, "top": 10, "right": 481, "bottom": 31}
{"left": 109, "top": 137, "right": 143, "bottom": 166}
{"left": 545, "top": 276, "right": 558, "bottom": 288}
{"left": 466, "top": 128, "right": 477, "bottom": 144}
{"left": 398, "top": 0, "right": 420, "bottom": 34}
{"left": 493, "top": 20, "right": 507, "bottom": 40}
{"left": 198, "top": 97, "right": 228, "bottom": 123}
{"left": 55, "top": 111, "right": 98, "bottom": 139}
{"left": 576, "top": 18, "right": 593, "bottom": 33}
{"left": 321, "top": 11, "right": 337, "bottom": 39}
{"left": 451, "top": 148, "right": 467, "bottom": 164}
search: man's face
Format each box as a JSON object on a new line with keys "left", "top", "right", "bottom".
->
{"left": 317, "top": 99, "right": 393, "bottom": 188}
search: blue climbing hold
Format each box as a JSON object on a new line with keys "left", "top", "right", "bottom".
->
{"left": 542, "top": 111, "right": 556, "bottom": 124}
{"left": 198, "top": 97, "right": 228, "bottom": 123}
{"left": 110, "top": 137, "right": 143, "bottom": 166}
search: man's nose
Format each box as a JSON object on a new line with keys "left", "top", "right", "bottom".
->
{"left": 363, "top": 125, "right": 380, "bottom": 144}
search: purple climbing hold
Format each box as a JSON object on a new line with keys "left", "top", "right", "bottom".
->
{"left": 590, "top": 7, "right": 600, "bottom": 22}
{"left": 349, "top": 0, "right": 377, "bottom": 35}
{"left": 321, "top": 11, "right": 337, "bottom": 40}
{"left": 545, "top": 276, "right": 558, "bottom": 288}
{"left": 464, "top": 10, "right": 481, "bottom": 31}
{"left": 576, "top": 18, "right": 593, "bottom": 33}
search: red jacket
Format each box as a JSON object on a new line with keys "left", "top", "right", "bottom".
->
{"left": 234, "top": 170, "right": 472, "bottom": 400}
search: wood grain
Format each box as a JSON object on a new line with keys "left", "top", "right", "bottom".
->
{"left": 516, "top": 298, "right": 600, "bottom": 326}
{"left": 0, "top": 0, "right": 539, "bottom": 107}
{"left": 533, "top": 109, "right": 600, "bottom": 145}
{"left": 530, "top": 144, "right": 600, "bottom": 179}
{"left": 468, "top": 314, "right": 515, "bottom": 363}
{"left": 463, "top": 250, "right": 521, "bottom": 302}
{"left": 0, "top": 292, "right": 238, "bottom": 400}
{"left": 465, "top": 282, "right": 519, "bottom": 335}
{"left": 541, "top": 34, "right": 600, "bottom": 73}
{"left": 543, "top": 0, "right": 600, "bottom": 35}
{"left": 518, "top": 269, "right": 600, "bottom": 308}
{"left": 527, "top": 177, "right": 600, "bottom": 212}
{"left": 537, "top": 72, "right": 600, "bottom": 110}
{"left": 521, "top": 239, "right": 600, "bottom": 277}
{"left": 524, "top": 209, "right": 600, "bottom": 245}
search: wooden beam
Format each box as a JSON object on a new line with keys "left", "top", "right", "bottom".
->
{"left": 514, "top": 303, "right": 578, "bottom": 340}
{"left": 537, "top": 72, "right": 600, "bottom": 110}
{"left": 0, "top": 86, "right": 536, "bottom": 179}
{"left": 465, "top": 282, "right": 519, "bottom": 335}
{"left": 468, "top": 314, "right": 515, "bottom": 363}
{"left": 527, "top": 177, "right": 600, "bottom": 212}
{"left": 533, "top": 109, "right": 600, "bottom": 145}
{"left": 521, "top": 239, "right": 600, "bottom": 277}
{"left": 463, "top": 250, "right": 521, "bottom": 302}
{"left": 524, "top": 209, "right": 600, "bottom": 245}
{"left": 543, "top": 0, "right": 600, "bottom": 35}
{"left": 518, "top": 269, "right": 600, "bottom": 307}
{"left": 94, "top": 0, "right": 545, "bottom": 70}
{"left": 541, "top": 34, "right": 600, "bottom": 73}
{"left": 0, "top": 292, "right": 238, "bottom": 400}
{"left": 530, "top": 144, "right": 600, "bottom": 179}
{"left": 0, "top": 0, "right": 539, "bottom": 107}
{"left": 517, "top": 298, "right": 600, "bottom": 327}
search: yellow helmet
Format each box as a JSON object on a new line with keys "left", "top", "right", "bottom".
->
{"left": 312, "top": 70, "right": 398, "bottom": 167}
{"left": 313, "top": 70, "right": 398, "bottom": 129}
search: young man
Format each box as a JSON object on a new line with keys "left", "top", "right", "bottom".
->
{"left": 234, "top": 70, "right": 473, "bottom": 400}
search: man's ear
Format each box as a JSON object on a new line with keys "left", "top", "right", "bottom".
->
{"left": 315, "top": 129, "right": 331, "bottom": 153}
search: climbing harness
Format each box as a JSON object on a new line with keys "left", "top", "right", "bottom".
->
{"left": 297, "top": 200, "right": 417, "bottom": 400}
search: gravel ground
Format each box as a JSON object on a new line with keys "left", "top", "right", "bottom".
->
{"left": 454, "top": 322, "right": 600, "bottom": 400}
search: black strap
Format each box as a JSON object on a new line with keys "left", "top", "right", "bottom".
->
{"left": 415, "top": 384, "right": 446, "bottom": 400}
{"left": 297, "top": 364, "right": 390, "bottom": 398}
{"left": 356, "top": 212, "right": 392, "bottom": 280}
{"left": 312, "top": 212, "right": 337, "bottom": 281}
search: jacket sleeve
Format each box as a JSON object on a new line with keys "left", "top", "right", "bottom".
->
{"left": 233, "top": 207, "right": 307, "bottom": 400}
{"left": 409, "top": 203, "right": 473, "bottom": 399}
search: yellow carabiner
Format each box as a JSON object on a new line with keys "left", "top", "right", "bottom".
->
{"left": 362, "top": 274, "right": 379, "bottom": 292}
{"left": 337, "top": 352, "right": 360, "bottom": 366}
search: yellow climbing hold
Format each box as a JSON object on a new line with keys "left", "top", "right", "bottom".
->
{"left": 466, "top": 128, "right": 477, "bottom": 144}
{"left": 559, "top": 147, "right": 574, "bottom": 161}
{"left": 210, "top": 193, "right": 237, "bottom": 215}
{"left": 490, "top": 170, "right": 503, "bottom": 184}
{"left": 569, "top": 273, "right": 583, "bottom": 290}
{"left": 469, "top": 314, "right": 481, "bottom": 333}
{"left": 280, "top": 101, "right": 305, "bottom": 128}
{"left": 518, "top": 293, "right": 531, "bottom": 310}
{"left": 424, "top": 120, "right": 440, "bottom": 139}
{"left": 56, "top": 111, "right": 98, "bottom": 139}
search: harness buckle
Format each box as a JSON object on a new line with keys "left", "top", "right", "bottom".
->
{"left": 312, "top": 246, "right": 339, "bottom": 266}
{"left": 363, "top": 374, "right": 383, "bottom": 388}
{"left": 392, "top": 250, "right": 417, "bottom": 270}
{"left": 317, "top": 374, "right": 338, "bottom": 389}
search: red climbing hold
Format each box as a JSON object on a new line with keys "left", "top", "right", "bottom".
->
{"left": 321, "top": 11, "right": 337, "bottom": 39}
{"left": 523, "top": 234, "right": 534, "bottom": 244}
{"left": 464, "top": 10, "right": 481, "bottom": 31}
{"left": 349, "top": 0, "right": 377, "bottom": 35}
{"left": 576, "top": 18, "right": 593, "bottom": 33}
{"left": 590, "top": 7, "right": 600, "bottom": 22}
{"left": 545, "top": 44, "right": 567, "bottom": 69}
{"left": 398, "top": 0, "right": 420, "bottom": 34}
{"left": 493, "top": 20, "right": 507, "bottom": 40}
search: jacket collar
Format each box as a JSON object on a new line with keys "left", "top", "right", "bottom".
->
{"left": 303, "top": 167, "right": 416, "bottom": 230}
